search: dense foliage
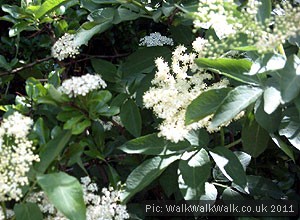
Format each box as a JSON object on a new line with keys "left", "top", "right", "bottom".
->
{"left": 0, "top": 0, "right": 299, "bottom": 219}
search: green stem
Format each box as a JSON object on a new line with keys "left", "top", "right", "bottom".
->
{"left": 224, "top": 138, "right": 242, "bottom": 149}
{"left": 1, "top": 201, "right": 7, "bottom": 220}
{"left": 220, "top": 128, "right": 225, "bottom": 146}
{"left": 21, "top": 180, "right": 38, "bottom": 203}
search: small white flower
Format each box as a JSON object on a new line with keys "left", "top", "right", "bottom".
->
{"left": 58, "top": 74, "right": 107, "bottom": 98}
{"left": 139, "top": 32, "right": 174, "bottom": 47}
{"left": 51, "top": 33, "right": 80, "bottom": 61}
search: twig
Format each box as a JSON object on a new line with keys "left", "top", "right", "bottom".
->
{"left": 0, "top": 56, "right": 53, "bottom": 77}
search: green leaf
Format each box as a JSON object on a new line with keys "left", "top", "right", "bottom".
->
{"left": 120, "top": 99, "right": 142, "bottom": 137}
{"left": 35, "top": 0, "right": 74, "bottom": 19}
{"left": 35, "top": 130, "right": 72, "bottom": 173}
{"left": 234, "top": 151, "right": 251, "bottom": 171}
{"left": 270, "top": 134, "right": 295, "bottom": 162}
{"left": 37, "top": 172, "right": 86, "bottom": 220}
{"left": 64, "top": 115, "right": 85, "bottom": 130}
{"left": 159, "top": 162, "right": 179, "bottom": 197}
{"left": 248, "top": 53, "right": 286, "bottom": 75}
{"left": 209, "top": 85, "right": 263, "bottom": 129}
{"left": 33, "top": 117, "right": 50, "bottom": 146}
{"left": 91, "top": 0, "right": 119, "bottom": 3}
{"left": 263, "top": 86, "right": 281, "bottom": 114}
{"left": 195, "top": 58, "right": 259, "bottom": 85}
{"left": 14, "top": 203, "right": 43, "bottom": 220}
{"left": 106, "top": 164, "right": 120, "bottom": 189}
{"left": 279, "top": 55, "right": 300, "bottom": 103}
{"left": 113, "top": 7, "right": 140, "bottom": 24}
{"left": 72, "top": 119, "right": 91, "bottom": 135}
{"left": 242, "top": 113, "right": 269, "bottom": 157}
{"left": 185, "top": 88, "right": 231, "bottom": 125}
{"left": 279, "top": 117, "right": 300, "bottom": 151}
{"left": 256, "top": 0, "right": 271, "bottom": 24}
{"left": 119, "top": 133, "right": 191, "bottom": 155}
{"left": 91, "top": 59, "right": 118, "bottom": 82}
{"left": 170, "top": 25, "right": 194, "bottom": 45}
{"left": 48, "top": 85, "right": 69, "bottom": 103}
{"left": 121, "top": 155, "right": 180, "bottom": 203}
{"left": 254, "top": 98, "right": 282, "bottom": 133}
{"left": 122, "top": 47, "right": 171, "bottom": 78}
{"left": 178, "top": 149, "right": 211, "bottom": 200}
{"left": 0, "top": 55, "right": 12, "bottom": 71}
{"left": 74, "top": 21, "right": 112, "bottom": 47}
{"left": 245, "top": 175, "right": 284, "bottom": 199}
{"left": 209, "top": 146, "right": 247, "bottom": 189}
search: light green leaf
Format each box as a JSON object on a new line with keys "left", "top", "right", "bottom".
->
{"left": 270, "top": 134, "right": 295, "bottom": 162}
{"left": 35, "top": 130, "right": 72, "bottom": 173}
{"left": 37, "top": 172, "right": 86, "bottom": 220}
{"left": 279, "top": 55, "right": 300, "bottom": 103}
{"left": 119, "top": 133, "right": 191, "bottom": 155}
{"left": 242, "top": 113, "right": 269, "bottom": 157}
{"left": 185, "top": 88, "right": 231, "bottom": 125}
{"left": 209, "top": 146, "right": 247, "bottom": 189}
{"left": 195, "top": 58, "right": 259, "bottom": 85}
{"left": 178, "top": 149, "right": 211, "bottom": 200}
{"left": 121, "top": 155, "right": 180, "bottom": 203}
{"left": 14, "top": 203, "right": 43, "bottom": 220}
{"left": 263, "top": 86, "right": 281, "bottom": 114}
{"left": 120, "top": 99, "right": 142, "bottom": 137}
{"left": 35, "top": 0, "right": 74, "bottom": 19}
{"left": 209, "top": 85, "right": 263, "bottom": 129}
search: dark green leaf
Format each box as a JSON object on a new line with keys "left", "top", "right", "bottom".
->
{"left": 246, "top": 175, "right": 284, "bottom": 199}
{"left": 178, "top": 149, "right": 211, "bottom": 200}
{"left": 242, "top": 113, "right": 269, "bottom": 157}
{"left": 122, "top": 47, "right": 171, "bottom": 78}
{"left": 159, "top": 162, "right": 179, "bottom": 197}
{"left": 91, "top": 59, "right": 118, "bottom": 82}
{"left": 254, "top": 98, "right": 281, "bottom": 133}
{"left": 35, "top": 130, "right": 72, "bottom": 173}
{"left": 279, "top": 117, "right": 300, "bottom": 151}
{"left": 170, "top": 25, "right": 194, "bottom": 45}
{"left": 209, "top": 146, "right": 247, "bottom": 189}
{"left": 37, "top": 172, "right": 86, "bottom": 220}
{"left": 120, "top": 99, "right": 142, "bottom": 137}
{"left": 119, "top": 133, "right": 191, "bottom": 155}
{"left": 185, "top": 88, "right": 231, "bottom": 125}
{"left": 270, "top": 134, "right": 295, "bottom": 162}
{"left": 210, "top": 85, "right": 263, "bottom": 129}
{"left": 234, "top": 151, "right": 251, "bottom": 171}
{"left": 0, "top": 55, "right": 12, "bottom": 71}
{"left": 14, "top": 203, "right": 43, "bottom": 220}
{"left": 106, "top": 164, "right": 120, "bottom": 188}
{"left": 121, "top": 155, "right": 180, "bottom": 203}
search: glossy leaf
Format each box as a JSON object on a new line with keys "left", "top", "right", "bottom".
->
{"left": 35, "top": 130, "right": 72, "bottom": 173}
{"left": 37, "top": 172, "right": 86, "bottom": 220}
{"left": 120, "top": 99, "right": 142, "bottom": 137}
{"left": 33, "top": 117, "right": 50, "bottom": 146}
{"left": 185, "top": 88, "right": 231, "bottom": 125}
{"left": 91, "top": 59, "right": 118, "bottom": 82}
{"left": 121, "top": 155, "right": 180, "bottom": 203}
{"left": 35, "top": 0, "right": 73, "bottom": 19}
{"left": 209, "top": 85, "right": 263, "bottom": 129}
{"left": 178, "top": 149, "right": 211, "bottom": 200}
{"left": 209, "top": 146, "right": 247, "bottom": 189}
{"left": 119, "top": 133, "right": 191, "bottom": 155}
{"left": 270, "top": 134, "right": 295, "bottom": 162}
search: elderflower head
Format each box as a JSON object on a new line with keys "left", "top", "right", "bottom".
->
{"left": 58, "top": 73, "right": 107, "bottom": 98}
{"left": 139, "top": 32, "right": 174, "bottom": 47}
{"left": 51, "top": 33, "right": 80, "bottom": 61}
{"left": 26, "top": 176, "right": 129, "bottom": 220}
{"left": 0, "top": 112, "right": 39, "bottom": 201}
{"left": 143, "top": 44, "right": 231, "bottom": 143}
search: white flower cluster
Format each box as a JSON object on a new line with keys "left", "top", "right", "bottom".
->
{"left": 51, "top": 33, "right": 80, "bottom": 61}
{"left": 193, "top": 0, "right": 237, "bottom": 39}
{"left": 143, "top": 43, "right": 230, "bottom": 143}
{"left": 58, "top": 74, "right": 107, "bottom": 98}
{"left": 26, "top": 176, "right": 129, "bottom": 220}
{"left": 139, "top": 32, "right": 174, "bottom": 47}
{"left": 0, "top": 112, "right": 39, "bottom": 201}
